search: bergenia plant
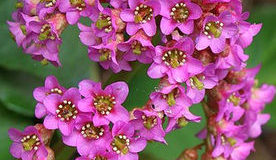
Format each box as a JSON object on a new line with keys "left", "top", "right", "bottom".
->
{"left": 6, "top": 0, "right": 276, "bottom": 160}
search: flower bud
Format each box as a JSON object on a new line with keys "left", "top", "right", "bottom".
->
{"left": 177, "top": 148, "right": 198, "bottom": 160}
{"left": 34, "top": 124, "right": 54, "bottom": 145}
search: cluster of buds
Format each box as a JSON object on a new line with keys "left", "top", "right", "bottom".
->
{"left": 7, "top": 0, "right": 276, "bottom": 160}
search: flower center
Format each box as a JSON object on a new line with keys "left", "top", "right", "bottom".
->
{"left": 111, "top": 134, "right": 130, "bottom": 155}
{"left": 190, "top": 76, "right": 205, "bottom": 90}
{"left": 95, "top": 156, "right": 108, "bottom": 160}
{"left": 96, "top": 13, "right": 112, "bottom": 33}
{"left": 93, "top": 95, "right": 116, "bottom": 115}
{"left": 227, "top": 93, "right": 240, "bottom": 106}
{"left": 134, "top": 4, "right": 153, "bottom": 24}
{"left": 131, "top": 40, "right": 146, "bottom": 55}
{"left": 21, "top": 134, "right": 40, "bottom": 151}
{"left": 142, "top": 115, "right": 157, "bottom": 130}
{"left": 170, "top": 3, "right": 189, "bottom": 23}
{"left": 162, "top": 89, "right": 180, "bottom": 106}
{"left": 204, "top": 21, "right": 224, "bottom": 39}
{"left": 50, "top": 87, "right": 63, "bottom": 95}
{"left": 39, "top": 24, "right": 55, "bottom": 41}
{"left": 20, "top": 25, "right": 27, "bottom": 35}
{"left": 56, "top": 100, "right": 78, "bottom": 121}
{"left": 40, "top": 0, "right": 56, "bottom": 7}
{"left": 70, "top": 0, "right": 85, "bottom": 11}
{"left": 162, "top": 49, "right": 186, "bottom": 68}
{"left": 81, "top": 123, "right": 104, "bottom": 139}
{"left": 99, "top": 49, "right": 112, "bottom": 62}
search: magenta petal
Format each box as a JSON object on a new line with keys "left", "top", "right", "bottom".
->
{"left": 78, "top": 98, "right": 94, "bottom": 112}
{"left": 36, "top": 146, "right": 48, "bottom": 158}
{"left": 43, "top": 115, "right": 58, "bottom": 130}
{"left": 126, "top": 23, "right": 140, "bottom": 36}
{"left": 66, "top": 11, "right": 80, "bottom": 25}
{"left": 62, "top": 88, "right": 81, "bottom": 103}
{"left": 8, "top": 128, "right": 22, "bottom": 142}
{"left": 107, "top": 105, "right": 130, "bottom": 123}
{"left": 62, "top": 130, "right": 78, "bottom": 147}
{"left": 79, "top": 80, "right": 101, "bottom": 98}
{"left": 35, "top": 103, "right": 47, "bottom": 119}
{"left": 106, "top": 82, "right": 129, "bottom": 104}
{"left": 171, "top": 66, "right": 188, "bottom": 83}
{"left": 129, "top": 139, "right": 147, "bottom": 153}
{"left": 178, "top": 20, "right": 194, "bottom": 34}
{"left": 187, "top": 58, "right": 204, "bottom": 75}
{"left": 59, "top": 121, "right": 74, "bottom": 136}
{"left": 120, "top": 9, "right": 134, "bottom": 22}
{"left": 147, "top": 63, "right": 167, "bottom": 79}
{"left": 93, "top": 113, "right": 110, "bottom": 126}
{"left": 21, "top": 150, "right": 35, "bottom": 160}
{"left": 45, "top": 75, "right": 59, "bottom": 89}
{"left": 195, "top": 35, "right": 211, "bottom": 51}
{"left": 160, "top": 18, "right": 178, "bottom": 35}
{"left": 33, "top": 87, "right": 46, "bottom": 102}
{"left": 44, "top": 94, "right": 61, "bottom": 115}
{"left": 141, "top": 19, "right": 156, "bottom": 36}
{"left": 121, "top": 153, "right": 138, "bottom": 160}
{"left": 128, "top": 0, "right": 143, "bottom": 9}
{"left": 210, "top": 37, "right": 226, "bottom": 53}
{"left": 10, "top": 142, "right": 23, "bottom": 158}
{"left": 187, "top": 2, "right": 202, "bottom": 19}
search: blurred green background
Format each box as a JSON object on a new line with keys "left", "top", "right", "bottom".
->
{"left": 0, "top": 0, "right": 276, "bottom": 159}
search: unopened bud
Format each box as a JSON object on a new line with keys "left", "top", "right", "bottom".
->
{"left": 34, "top": 124, "right": 54, "bottom": 145}
{"left": 177, "top": 148, "right": 198, "bottom": 160}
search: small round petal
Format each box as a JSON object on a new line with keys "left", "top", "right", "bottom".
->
{"left": 43, "top": 115, "right": 58, "bottom": 130}
{"left": 10, "top": 143, "right": 23, "bottom": 158}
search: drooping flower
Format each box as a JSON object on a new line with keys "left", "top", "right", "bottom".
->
{"left": 195, "top": 11, "right": 238, "bottom": 53}
{"left": 117, "top": 30, "right": 154, "bottom": 64}
{"left": 43, "top": 88, "right": 82, "bottom": 136}
{"left": 148, "top": 37, "right": 204, "bottom": 83}
{"left": 160, "top": 0, "right": 202, "bottom": 35}
{"left": 37, "top": 0, "right": 61, "bottom": 19}
{"left": 8, "top": 126, "right": 48, "bottom": 160}
{"left": 78, "top": 80, "right": 130, "bottom": 126}
{"left": 150, "top": 82, "right": 193, "bottom": 117}
{"left": 110, "top": 121, "right": 147, "bottom": 160}
{"left": 131, "top": 108, "right": 166, "bottom": 143}
{"left": 186, "top": 64, "right": 218, "bottom": 104}
{"left": 120, "top": 0, "right": 161, "bottom": 36}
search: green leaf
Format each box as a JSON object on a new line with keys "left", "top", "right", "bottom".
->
{"left": 0, "top": 67, "right": 42, "bottom": 116}
{"left": 0, "top": 105, "right": 33, "bottom": 159}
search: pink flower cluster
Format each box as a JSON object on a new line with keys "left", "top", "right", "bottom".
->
{"left": 7, "top": 0, "right": 276, "bottom": 160}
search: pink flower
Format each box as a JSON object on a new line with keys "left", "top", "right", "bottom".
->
{"left": 75, "top": 146, "right": 118, "bottom": 160}
{"left": 8, "top": 126, "right": 48, "bottom": 160}
{"left": 43, "top": 88, "right": 82, "bottom": 136}
{"left": 62, "top": 114, "right": 112, "bottom": 156}
{"left": 33, "top": 75, "right": 66, "bottom": 118}
{"left": 195, "top": 11, "right": 238, "bottom": 53}
{"left": 88, "top": 41, "right": 132, "bottom": 73}
{"left": 120, "top": 0, "right": 161, "bottom": 36}
{"left": 160, "top": 0, "right": 202, "bottom": 35}
{"left": 186, "top": 64, "right": 218, "bottom": 104}
{"left": 37, "top": 0, "right": 61, "bottom": 19}
{"left": 78, "top": 80, "right": 130, "bottom": 126}
{"left": 110, "top": 121, "right": 147, "bottom": 160}
{"left": 131, "top": 109, "right": 166, "bottom": 143}
{"left": 148, "top": 37, "right": 204, "bottom": 83}
{"left": 150, "top": 83, "right": 193, "bottom": 117}
{"left": 117, "top": 31, "right": 154, "bottom": 64}
{"left": 59, "top": 0, "right": 95, "bottom": 25}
